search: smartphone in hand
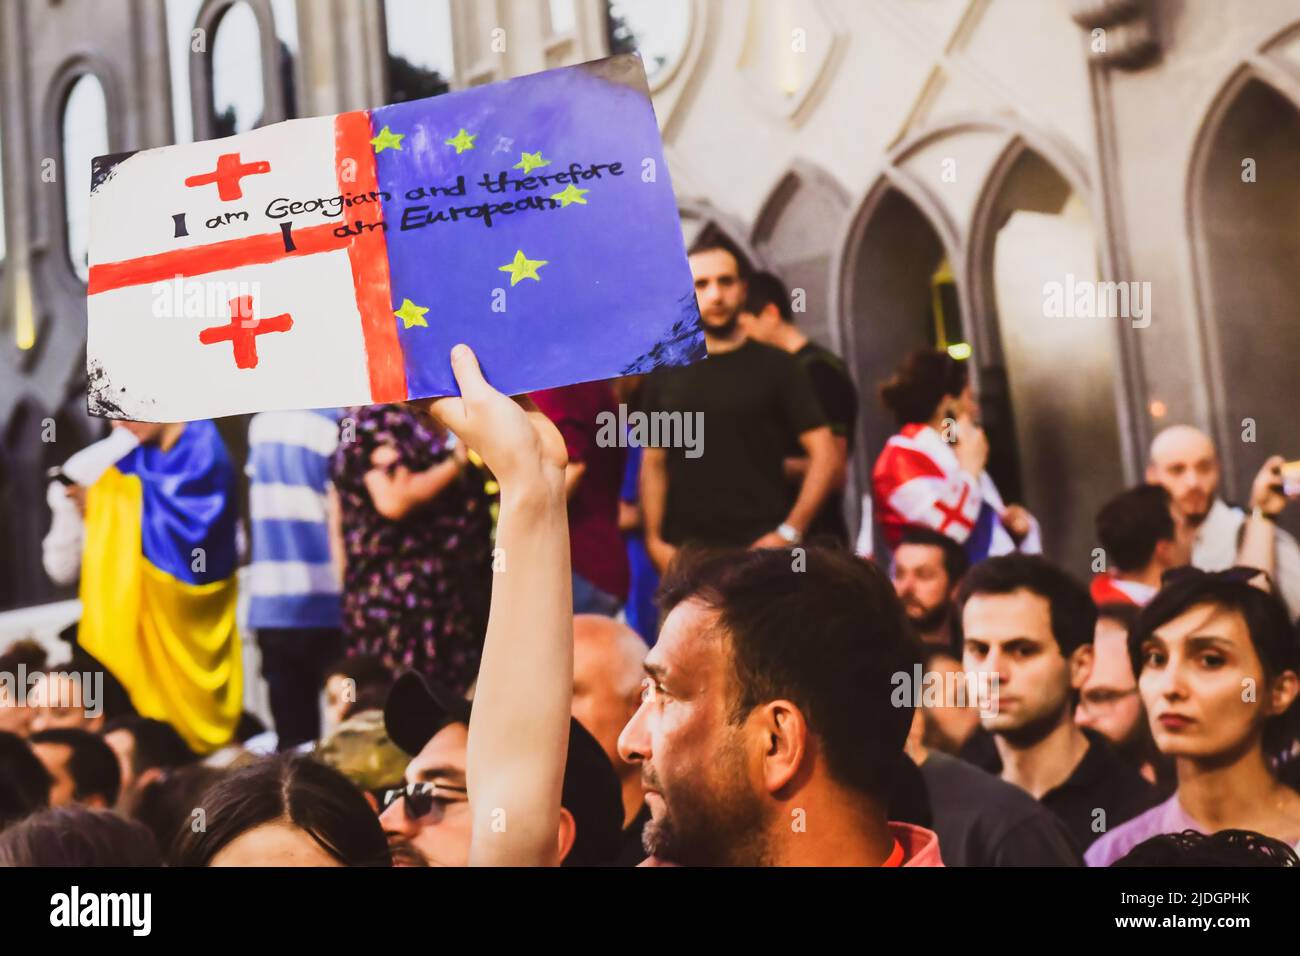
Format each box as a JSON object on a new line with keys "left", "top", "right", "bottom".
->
{"left": 1282, "top": 460, "right": 1300, "bottom": 498}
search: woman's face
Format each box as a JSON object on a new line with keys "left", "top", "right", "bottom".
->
{"left": 1138, "top": 601, "right": 1291, "bottom": 761}
{"left": 209, "top": 820, "right": 344, "bottom": 867}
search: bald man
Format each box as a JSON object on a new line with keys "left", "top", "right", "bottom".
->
{"left": 1146, "top": 425, "right": 1300, "bottom": 616}
{"left": 571, "top": 614, "right": 650, "bottom": 864}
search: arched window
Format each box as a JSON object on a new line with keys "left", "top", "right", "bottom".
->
{"left": 211, "top": 1, "right": 266, "bottom": 136}
{"left": 168, "top": 0, "right": 296, "bottom": 144}
{"left": 62, "top": 74, "right": 109, "bottom": 283}
{"left": 384, "top": 0, "right": 453, "bottom": 104}
{"left": 605, "top": 0, "right": 691, "bottom": 85}
{"left": 268, "top": 0, "right": 299, "bottom": 118}
{"left": 1192, "top": 76, "right": 1300, "bottom": 511}
{"left": 165, "top": 0, "right": 205, "bottom": 143}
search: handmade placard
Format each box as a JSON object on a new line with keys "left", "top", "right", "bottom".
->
{"left": 86, "top": 54, "right": 705, "bottom": 421}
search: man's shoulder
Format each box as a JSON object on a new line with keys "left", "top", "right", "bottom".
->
{"left": 741, "top": 338, "right": 802, "bottom": 370}
{"left": 797, "top": 341, "right": 851, "bottom": 375}
{"left": 1077, "top": 730, "right": 1160, "bottom": 809}
{"left": 924, "top": 751, "right": 1053, "bottom": 823}
{"left": 1083, "top": 796, "right": 1179, "bottom": 866}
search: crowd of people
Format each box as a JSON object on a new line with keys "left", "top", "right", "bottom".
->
{"left": 1, "top": 235, "right": 1298, "bottom": 868}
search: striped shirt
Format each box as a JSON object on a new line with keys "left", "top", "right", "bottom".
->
{"left": 246, "top": 409, "right": 343, "bottom": 629}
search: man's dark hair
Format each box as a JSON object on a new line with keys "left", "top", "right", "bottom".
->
{"left": 327, "top": 653, "right": 395, "bottom": 720}
{"left": 101, "top": 716, "right": 197, "bottom": 778}
{"left": 0, "top": 731, "right": 52, "bottom": 830}
{"left": 744, "top": 271, "right": 792, "bottom": 322}
{"left": 0, "top": 638, "right": 47, "bottom": 675}
{"left": 897, "top": 526, "right": 970, "bottom": 586}
{"left": 1130, "top": 569, "right": 1298, "bottom": 756}
{"left": 956, "top": 554, "right": 1096, "bottom": 658}
{"left": 687, "top": 230, "right": 752, "bottom": 280}
{"left": 657, "top": 546, "right": 921, "bottom": 801}
{"left": 0, "top": 806, "right": 161, "bottom": 866}
{"left": 1113, "top": 828, "right": 1298, "bottom": 867}
{"left": 174, "top": 754, "right": 390, "bottom": 866}
{"left": 1096, "top": 484, "right": 1175, "bottom": 573}
{"left": 29, "top": 727, "right": 121, "bottom": 807}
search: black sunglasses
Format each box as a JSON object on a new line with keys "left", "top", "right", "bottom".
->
{"left": 382, "top": 782, "right": 467, "bottom": 822}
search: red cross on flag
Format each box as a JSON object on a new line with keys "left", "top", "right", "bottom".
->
{"left": 87, "top": 113, "right": 395, "bottom": 421}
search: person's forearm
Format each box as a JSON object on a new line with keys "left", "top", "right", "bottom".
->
{"left": 785, "top": 437, "right": 847, "bottom": 489}
{"left": 467, "top": 477, "right": 572, "bottom": 866}
{"left": 784, "top": 437, "right": 837, "bottom": 534}
{"left": 563, "top": 461, "right": 586, "bottom": 500}
{"left": 367, "top": 457, "right": 461, "bottom": 519}
{"left": 1237, "top": 510, "right": 1276, "bottom": 581}
{"left": 640, "top": 449, "right": 669, "bottom": 544}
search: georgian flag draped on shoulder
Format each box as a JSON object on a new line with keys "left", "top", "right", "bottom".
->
{"left": 871, "top": 422, "right": 1041, "bottom": 562}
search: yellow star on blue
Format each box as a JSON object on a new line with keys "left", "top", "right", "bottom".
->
{"left": 394, "top": 298, "right": 429, "bottom": 328}
{"left": 445, "top": 128, "right": 477, "bottom": 154}
{"left": 550, "top": 183, "right": 589, "bottom": 208}
{"left": 370, "top": 125, "right": 404, "bottom": 153}
{"left": 498, "top": 250, "right": 548, "bottom": 286}
{"left": 514, "top": 151, "right": 550, "bottom": 174}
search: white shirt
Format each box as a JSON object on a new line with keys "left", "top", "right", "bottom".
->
{"left": 1193, "top": 498, "right": 1300, "bottom": 618}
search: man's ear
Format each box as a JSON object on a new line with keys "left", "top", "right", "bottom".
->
{"left": 555, "top": 807, "right": 577, "bottom": 865}
{"left": 1069, "top": 643, "right": 1095, "bottom": 691}
{"left": 757, "top": 701, "right": 807, "bottom": 795}
{"left": 1144, "top": 463, "right": 1158, "bottom": 484}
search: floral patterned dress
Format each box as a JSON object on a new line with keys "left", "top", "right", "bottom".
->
{"left": 331, "top": 405, "right": 494, "bottom": 694}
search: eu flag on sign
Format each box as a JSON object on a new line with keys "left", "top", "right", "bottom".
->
{"left": 86, "top": 54, "right": 705, "bottom": 422}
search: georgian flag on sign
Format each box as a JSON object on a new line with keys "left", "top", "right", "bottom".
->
{"left": 87, "top": 54, "right": 705, "bottom": 422}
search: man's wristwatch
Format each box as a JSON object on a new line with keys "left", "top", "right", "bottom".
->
{"left": 776, "top": 523, "right": 802, "bottom": 545}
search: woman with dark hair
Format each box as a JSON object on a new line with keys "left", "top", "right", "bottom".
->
{"left": 0, "top": 806, "right": 161, "bottom": 866}
{"left": 871, "top": 348, "right": 1038, "bottom": 560}
{"left": 1086, "top": 568, "right": 1300, "bottom": 865}
{"left": 174, "top": 754, "right": 391, "bottom": 867}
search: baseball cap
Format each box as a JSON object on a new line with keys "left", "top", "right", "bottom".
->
{"left": 383, "top": 671, "right": 624, "bottom": 866}
{"left": 316, "top": 708, "right": 409, "bottom": 792}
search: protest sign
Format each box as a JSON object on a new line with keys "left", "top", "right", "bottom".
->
{"left": 87, "top": 53, "right": 704, "bottom": 421}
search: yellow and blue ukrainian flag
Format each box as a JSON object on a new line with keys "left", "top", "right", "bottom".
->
{"left": 78, "top": 421, "right": 241, "bottom": 754}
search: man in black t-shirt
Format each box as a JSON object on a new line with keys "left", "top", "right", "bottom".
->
{"left": 739, "top": 271, "right": 856, "bottom": 545}
{"left": 958, "top": 555, "right": 1159, "bottom": 854}
{"left": 640, "top": 242, "right": 837, "bottom": 569}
